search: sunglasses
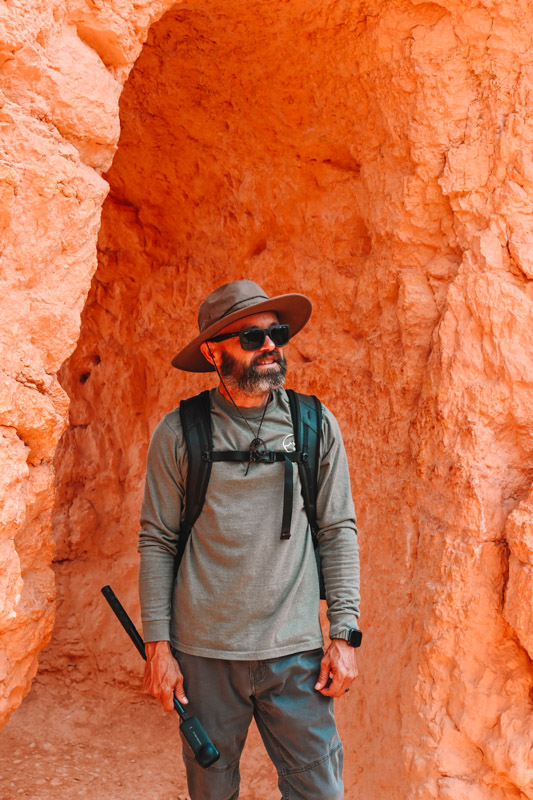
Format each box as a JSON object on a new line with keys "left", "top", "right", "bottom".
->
{"left": 208, "top": 324, "right": 290, "bottom": 351}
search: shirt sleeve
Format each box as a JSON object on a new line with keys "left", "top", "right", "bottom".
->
{"left": 137, "top": 412, "right": 186, "bottom": 643}
{"left": 316, "top": 405, "right": 361, "bottom": 636}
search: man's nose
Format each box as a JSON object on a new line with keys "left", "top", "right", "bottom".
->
{"left": 258, "top": 334, "right": 277, "bottom": 351}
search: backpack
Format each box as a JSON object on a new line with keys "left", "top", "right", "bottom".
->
{"left": 176, "top": 389, "right": 326, "bottom": 599}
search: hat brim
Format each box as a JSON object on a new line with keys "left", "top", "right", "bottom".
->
{"left": 171, "top": 293, "right": 312, "bottom": 372}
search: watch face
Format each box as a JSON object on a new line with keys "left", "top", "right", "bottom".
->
{"left": 348, "top": 629, "right": 363, "bottom": 647}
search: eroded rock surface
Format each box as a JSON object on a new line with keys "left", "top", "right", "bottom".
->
{"left": 2, "top": 1, "right": 533, "bottom": 799}
{"left": 0, "top": 0, "right": 174, "bottom": 728}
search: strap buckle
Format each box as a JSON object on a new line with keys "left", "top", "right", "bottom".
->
{"left": 249, "top": 449, "right": 276, "bottom": 464}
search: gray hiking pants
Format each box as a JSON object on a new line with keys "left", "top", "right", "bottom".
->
{"left": 176, "top": 648, "right": 344, "bottom": 800}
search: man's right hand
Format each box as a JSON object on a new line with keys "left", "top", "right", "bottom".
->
{"left": 143, "top": 640, "right": 188, "bottom": 711}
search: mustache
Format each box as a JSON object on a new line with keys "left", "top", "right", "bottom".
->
{"left": 252, "top": 351, "right": 283, "bottom": 366}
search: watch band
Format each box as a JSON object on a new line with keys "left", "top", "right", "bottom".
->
{"left": 331, "top": 628, "right": 362, "bottom": 648}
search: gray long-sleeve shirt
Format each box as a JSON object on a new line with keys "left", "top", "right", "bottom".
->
{"left": 138, "top": 387, "right": 360, "bottom": 660}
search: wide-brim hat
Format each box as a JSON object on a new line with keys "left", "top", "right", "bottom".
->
{"left": 171, "top": 279, "right": 312, "bottom": 372}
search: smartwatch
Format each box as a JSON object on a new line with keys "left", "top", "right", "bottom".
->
{"left": 331, "top": 628, "right": 362, "bottom": 648}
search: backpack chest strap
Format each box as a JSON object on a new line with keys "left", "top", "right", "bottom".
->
{"left": 202, "top": 450, "right": 307, "bottom": 464}
{"left": 201, "top": 449, "right": 302, "bottom": 539}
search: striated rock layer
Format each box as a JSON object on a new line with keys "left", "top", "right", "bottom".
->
{"left": 3, "top": 1, "right": 533, "bottom": 798}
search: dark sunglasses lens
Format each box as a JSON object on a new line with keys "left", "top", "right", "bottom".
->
{"left": 270, "top": 325, "right": 290, "bottom": 346}
{"left": 239, "top": 329, "right": 264, "bottom": 350}
{"left": 240, "top": 325, "right": 290, "bottom": 350}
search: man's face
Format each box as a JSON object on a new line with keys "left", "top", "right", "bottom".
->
{"left": 207, "top": 311, "right": 287, "bottom": 395}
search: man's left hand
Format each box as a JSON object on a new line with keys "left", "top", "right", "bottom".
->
{"left": 315, "top": 639, "right": 359, "bottom": 697}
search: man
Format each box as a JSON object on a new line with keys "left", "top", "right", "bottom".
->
{"left": 138, "top": 279, "right": 361, "bottom": 799}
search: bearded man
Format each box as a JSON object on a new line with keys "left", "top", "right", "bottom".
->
{"left": 138, "top": 279, "right": 361, "bottom": 800}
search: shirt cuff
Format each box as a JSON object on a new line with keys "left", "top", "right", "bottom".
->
{"left": 328, "top": 617, "right": 360, "bottom": 639}
{"left": 142, "top": 619, "right": 171, "bottom": 643}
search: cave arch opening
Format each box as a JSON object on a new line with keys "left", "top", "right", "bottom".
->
{"left": 49, "top": 1, "right": 411, "bottom": 792}
{"left": 51, "top": 0, "right": 375, "bottom": 675}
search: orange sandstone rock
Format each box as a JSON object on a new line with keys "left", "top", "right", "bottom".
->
{"left": 3, "top": 2, "right": 533, "bottom": 799}
{"left": 0, "top": 0, "right": 174, "bottom": 728}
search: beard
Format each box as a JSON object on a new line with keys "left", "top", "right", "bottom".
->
{"left": 219, "top": 349, "right": 287, "bottom": 395}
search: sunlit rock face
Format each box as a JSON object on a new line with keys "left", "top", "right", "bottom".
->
{"left": 0, "top": 0, "right": 174, "bottom": 728}
{"left": 3, "top": 1, "right": 533, "bottom": 798}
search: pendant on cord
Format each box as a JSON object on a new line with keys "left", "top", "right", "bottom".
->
{"left": 250, "top": 437, "right": 266, "bottom": 460}
{"left": 244, "top": 437, "right": 269, "bottom": 475}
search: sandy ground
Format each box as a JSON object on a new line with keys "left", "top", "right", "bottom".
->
{"left": 0, "top": 674, "right": 278, "bottom": 800}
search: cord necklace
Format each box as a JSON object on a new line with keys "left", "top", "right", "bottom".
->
{"left": 206, "top": 343, "right": 271, "bottom": 468}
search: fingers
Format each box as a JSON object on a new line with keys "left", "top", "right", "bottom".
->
{"left": 314, "top": 653, "right": 332, "bottom": 691}
{"left": 173, "top": 672, "right": 188, "bottom": 707}
{"left": 318, "top": 670, "right": 351, "bottom": 697}
{"left": 159, "top": 662, "right": 182, "bottom": 712}
{"left": 315, "top": 641, "right": 359, "bottom": 697}
{"left": 143, "top": 643, "right": 188, "bottom": 711}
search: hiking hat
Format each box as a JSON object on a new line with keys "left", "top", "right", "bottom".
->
{"left": 171, "top": 279, "right": 312, "bottom": 372}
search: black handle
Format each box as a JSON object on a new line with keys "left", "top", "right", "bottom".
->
{"left": 101, "top": 585, "right": 147, "bottom": 661}
{"left": 100, "top": 585, "right": 220, "bottom": 768}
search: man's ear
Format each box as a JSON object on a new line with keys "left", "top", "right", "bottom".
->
{"left": 200, "top": 341, "right": 216, "bottom": 365}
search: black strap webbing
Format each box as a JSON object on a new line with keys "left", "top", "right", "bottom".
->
{"left": 281, "top": 454, "right": 293, "bottom": 539}
{"left": 177, "top": 390, "right": 212, "bottom": 567}
{"left": 286, "top": 390, "right": 325, "bottom": 599}
{"left": 205, "top": 450, "right": 305, "bottom": 463}
{"left": 286, "top": 390, "right": 322, "bottom": 541}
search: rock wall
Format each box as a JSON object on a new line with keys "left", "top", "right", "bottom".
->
{"left": 2, "top": 1, "right": 533, "bottom": 798}
{"left": 0, "top": 0, "right": 175, "bottom": 728}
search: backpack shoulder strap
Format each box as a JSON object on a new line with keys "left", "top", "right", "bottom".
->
{"left": 285, "top": 389, "right": 322, "bottom": 538}
{"left": 176, "top": 389, "right": 213, "bottom": 567}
